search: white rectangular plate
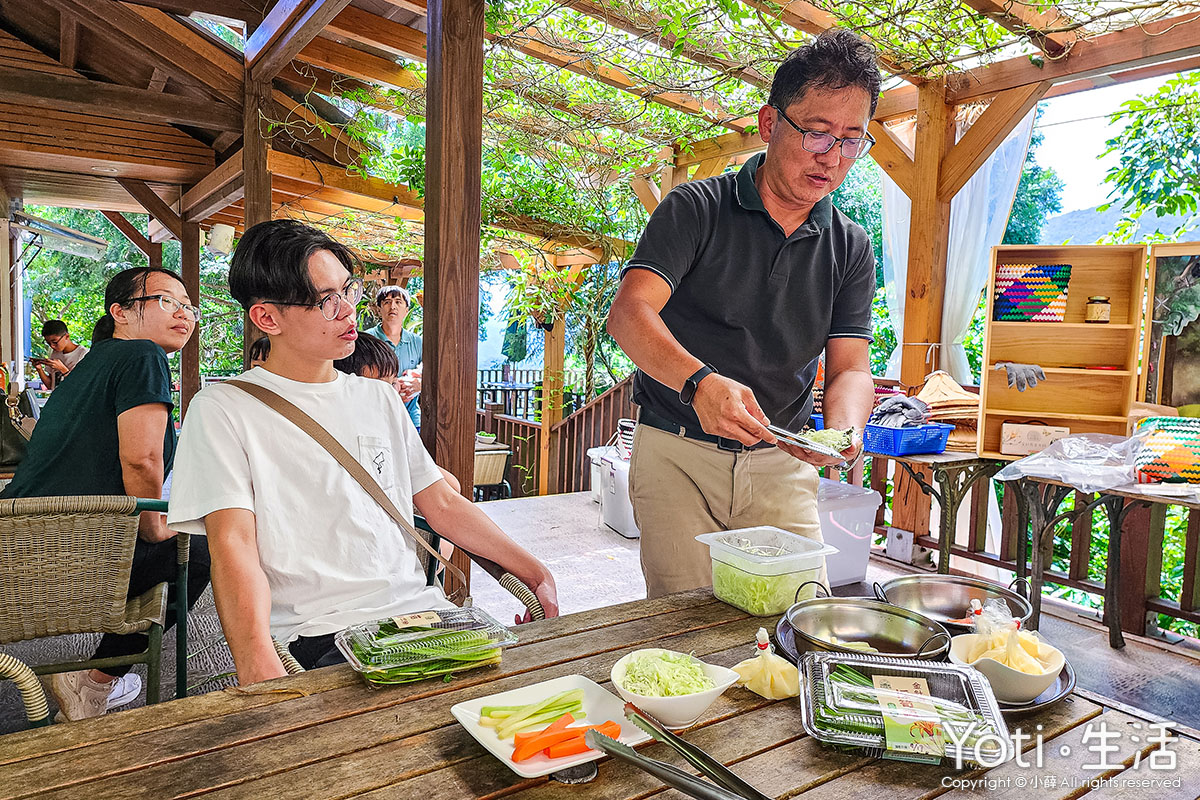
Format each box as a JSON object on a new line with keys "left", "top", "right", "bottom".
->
{"left": 450, "top": 674, "right": 651, "bottom": 778}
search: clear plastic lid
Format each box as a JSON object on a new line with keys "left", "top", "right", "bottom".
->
{"left": 696, "top": 526, "right": 837, "bottom": 576}
{"left": 335, "top": 606, "right": 518, "bottom": 674}
{"left": 798, "top": 652, "right": 1010, "bottom": 766}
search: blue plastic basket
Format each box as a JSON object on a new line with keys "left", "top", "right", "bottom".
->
{"left": 864, "top": 422, "right": 954, "bottom": 456}
{"left": 810, "top": 413, "right": 824, "bottom": 430}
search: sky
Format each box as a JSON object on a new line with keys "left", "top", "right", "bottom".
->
{"left": 1032, "top": 74, "right": 1173, "bottom": 214}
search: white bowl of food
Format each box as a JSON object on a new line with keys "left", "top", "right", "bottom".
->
{"left": 950, "top": 632, "right": 1065, "bottom": 704}
{"left": 610, "top": 648, "right": 739, "bottom": 729}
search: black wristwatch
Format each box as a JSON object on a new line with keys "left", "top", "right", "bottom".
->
{"left": 680, "top": 364, "right": 717, "bottom": 405}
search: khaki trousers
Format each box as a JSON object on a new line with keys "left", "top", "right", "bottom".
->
{"left": 628, "top": 423, "right": 825, "bottom": 599}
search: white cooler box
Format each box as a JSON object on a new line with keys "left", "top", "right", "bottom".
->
{"left": 587, "top": 445, "right": 619, "bottom": 503}
{"left": 817, "top": 478, "right": 882, "bottom": 587}
{"left": 599, "top": 454, "right": 639, "bottom": 539}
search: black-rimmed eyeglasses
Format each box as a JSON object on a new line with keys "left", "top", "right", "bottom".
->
{"left": 265, "top": 277, "right": 364, "bottom": 321}
{"left": 771, "top": 104, "right": 875, "bottom": 159}
{"left": 129, "top": 294, "right": 202, "bottom": 322}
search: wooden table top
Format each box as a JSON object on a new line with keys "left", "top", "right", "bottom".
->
{"left": 3, "top": 590, "right": 1199, "bottom": 799}
{"left": 1014, "top": 473, "right": 1200, "bottom": 510}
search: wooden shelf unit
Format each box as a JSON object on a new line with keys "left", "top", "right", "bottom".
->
{"left": 978, "top": 244, "right": 1148, "bottom": 459}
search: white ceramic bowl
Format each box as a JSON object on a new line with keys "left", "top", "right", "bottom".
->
{"left": 609, "top": 648, "right": 739, "bottom": 729}
{"left": 950, "top": 634, "right": 1066, "bottom": 704}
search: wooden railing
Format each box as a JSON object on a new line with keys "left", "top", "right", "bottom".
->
{"left": 478, "top": 368, "right": 586, "bottom": 386}
{"left": 476, "top": 407, "right": 542, "bottom": 497}
{"left": 550, "top": 375, "right": 636, "bottom": 494}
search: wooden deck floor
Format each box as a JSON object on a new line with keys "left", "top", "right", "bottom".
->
{"left": 3, "top": 491, "right": 1199, "bottom": 735}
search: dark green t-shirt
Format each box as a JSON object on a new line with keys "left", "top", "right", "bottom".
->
{"left": 1, "top": 338, "right": 176, "bottom": 498}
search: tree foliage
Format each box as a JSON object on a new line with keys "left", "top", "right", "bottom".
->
{"left": 1101, "top": 71, "right": 1200, "bottom": 242}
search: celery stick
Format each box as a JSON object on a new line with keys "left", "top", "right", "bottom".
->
{"left": 495, "top": 689, "right": 583, "bottom": 738}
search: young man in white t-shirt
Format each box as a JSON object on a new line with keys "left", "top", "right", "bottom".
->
{"left": 168, "top": 220, "right": 559, "bottom": 683}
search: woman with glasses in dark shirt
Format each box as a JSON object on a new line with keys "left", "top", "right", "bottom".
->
{"left": 2, "top": 266, "right": 212, "bottom": 722}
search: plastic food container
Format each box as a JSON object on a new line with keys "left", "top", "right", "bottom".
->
{"left": 696, "top": 526, "right": 837, "bottom": 616}
{"left": 798, "top": 651, "right": 1011, "bottom": 767}
{"left": 335, "top": 607, "right": 518, "bottom": 688}
{"left": 817, "top": 478, "right": 883, "bottom": 587}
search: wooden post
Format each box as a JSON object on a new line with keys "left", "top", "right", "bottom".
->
{"left": 538, "top": 317, "right": 565, "bottom": 495}
{"left": 424, "top": 0, "right": 484, "bottom": 600}
{"left": 1117, "top": 502, "right": 1165, "bottom": 636}
{"left": 899, "top": 80, "right": 954, "bottom": 387}
{"left": 180, "top": 221, "right": 202, "bottom": 416}
{"left": 242, "top": 76, "right": 271, "bottom": 366}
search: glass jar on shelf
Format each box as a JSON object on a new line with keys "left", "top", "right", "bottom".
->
{"left": 1085, "top": 295, "right": 1111, "bottom": 323}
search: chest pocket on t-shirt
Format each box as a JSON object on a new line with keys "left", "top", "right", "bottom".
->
{"left": 357, "top": 435, "right": 395, "bottom": 490}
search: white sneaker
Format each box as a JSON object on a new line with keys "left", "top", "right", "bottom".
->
{"left": 106, "top": 673, "right": 142, "bottom": 710}
{"left": 50, "top": 670, "right": 113, "bottom": 722}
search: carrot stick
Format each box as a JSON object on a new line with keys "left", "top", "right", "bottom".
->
{"left": 512, "top": 712, "right": 574, "bottom": 749}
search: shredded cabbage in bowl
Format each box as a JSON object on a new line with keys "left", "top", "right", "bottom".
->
{"left": 620, "top": 651, "right": 716, "bottom": 697}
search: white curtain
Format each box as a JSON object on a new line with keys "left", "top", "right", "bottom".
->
{"left": 881, "top": 110, "right": 1036, "bottom": 383}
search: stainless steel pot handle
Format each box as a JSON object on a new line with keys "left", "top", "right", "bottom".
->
{"left": 915, "top": 630, "right": 951, "bottom": 659}
{"left": 1008, "top": 576, "right": 1031, "bottom": 600}
{"left": 795, "top": 580, "right": 829, "bottom": 603}
{"left": 872, "top": 582, "right": 889, "bottom": 602}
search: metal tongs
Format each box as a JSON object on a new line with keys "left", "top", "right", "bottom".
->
{"left": 582, "top": 703, "right": 771, "bottom": 800}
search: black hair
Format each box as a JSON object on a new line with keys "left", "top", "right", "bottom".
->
{"left": 375, "top": 285, "right": 411, "bottom": 307}
{"left": 248, "top": 335, "right": 271, "bottom": 364}
{"left": 92, "top": 266, "right": 185, "bottom": 341}
{"left": 41, "top": 319, "right": 68, "bottom": 338}
{"left": 334, "top": 332, "right": 399, "bottom": 379}
{"left": 768, "top": 29, "right": 882, "bottom": 118}
{"left": 228, "top": 219, "right": 358, "bottom": 311}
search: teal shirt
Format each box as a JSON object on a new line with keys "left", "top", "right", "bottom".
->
{"left": 2, "top": 338, "right": 175, "bottom": 498}
{"left": 365, "top": 323, "right": 422, "bottom": 427}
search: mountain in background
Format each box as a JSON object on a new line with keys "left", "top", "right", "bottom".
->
{"left": 1040, "top": 204, "right": 1197, "bottom": 245}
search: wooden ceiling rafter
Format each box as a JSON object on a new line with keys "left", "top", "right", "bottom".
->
{"left": 43, "top": 0, "right": 243, "bottom": 108}
{"left": 247, "top": 0, "right": 354, "bottom": 83}
{"left": 57, "top": 12, "right": 78, "bottom": 70}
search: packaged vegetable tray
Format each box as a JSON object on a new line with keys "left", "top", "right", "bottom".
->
{"left": 335, "top": 607, "right": 518, "bottom": 687}
{"left": 696, "top": 527, "right": 838, "bottom": 616}
{"left": 798, "top": 652, "right": 1011, "bottom": 767}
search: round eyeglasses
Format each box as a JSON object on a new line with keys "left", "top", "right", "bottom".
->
{"left": 128, "top": 294, "right": 202, "bottom": 322}
{"left": 771, "top": 104, "right": 875, "bottom": 160}
{"left": 267, "top": 277, "right": 364, "bottom": 321}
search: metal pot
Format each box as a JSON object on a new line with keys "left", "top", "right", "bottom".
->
{"left": 875, "top": 575, "right": 1033, "bottom": 632}
{"left": 784, "top": 583, "right": 950, "bottom": 660}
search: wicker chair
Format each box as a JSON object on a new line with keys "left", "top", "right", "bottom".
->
{"left": 0, "top": 496, "right": 170, "bottom": 727}
{"left": 272, "top": 513, "right": 544, "bottom": 674}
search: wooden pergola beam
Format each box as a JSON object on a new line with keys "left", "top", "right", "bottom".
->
{"left": 490, "top": 27, "right": 753, "bottom": 132}
{"left": 948, "top": 12, "right": 1200, "bottom": 104}
{"left": 246, "top": 0, "right": 354, "bottom": 83}
{"left": 0, "top": 67, "right": 241, "bottom": 131}
{"left": 118, "top": 178, "right": 183, "bottom": 241}
{"left": 959, "top": 0, "right": 1076, "bottom": 57}
{"left": 674, "top": 129, "right": 765, "bottom": 169}
{"left": 563, "top": 0, "right": 770, "bottom": 88}
{"left": 866, "top": 119, "right": 916, "bottom": 199}
{"left": 325, "top": 5, "right": 426, "bottom": 62}
{"left": 101, "top": 210, "right": 156, "bottom": 258}
{"left": 938, "top": 81, "right": 1050, "bottom": 202}
{"left": 296, "top": 35, "right": 423, "bottom": 90}
{"left": 182, "top": 150, "right": 245, "bottom": 222}
{"left": 119, "top": 1, "right": 265, "bottom": 23}
{"left": 630, "top": 176, "right": 660, "bottom": 213}
{"left": 738, "top": 0, "right": 915, "bottom": 78}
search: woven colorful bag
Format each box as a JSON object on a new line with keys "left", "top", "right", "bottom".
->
{"left": 1134, "top": 416, "right": 1200, "bottom": 483}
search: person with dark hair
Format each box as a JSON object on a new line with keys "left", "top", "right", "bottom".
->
{"left": 2, "top": 267, "right": 211, "bottom": 721}
{"left": 33, "top": 319, "right": 88, "bottom": 389}
{"left": 167, "top": 220, "right": 556, "bottom": 682}
{"left": 365, "top": 284, "right": 423, "bottom": 428}
{"left": 248, "top": 336, "right": 271, "bottom": 369}
{"left": 607, "top": 29, "right": 880, "bottom": 598}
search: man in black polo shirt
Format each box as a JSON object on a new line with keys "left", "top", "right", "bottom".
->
{"left": 608, "top": 30, "right": 879, "bottom": 598}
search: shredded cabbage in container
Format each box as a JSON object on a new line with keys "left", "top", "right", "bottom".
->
{"left": 620, "top": 651, "right": 716, "bottom": 697}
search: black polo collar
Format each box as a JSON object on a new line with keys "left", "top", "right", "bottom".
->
{"left": 734, "top": 152, "right": 833, "bottom": 231}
